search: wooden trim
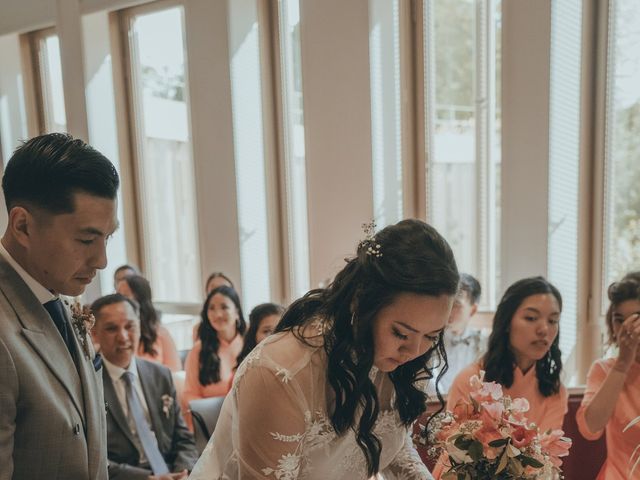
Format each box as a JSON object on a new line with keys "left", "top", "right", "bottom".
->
{"left": 19, "top": 32, "right": 43, "bottom": 136}
{"left": 269, "top": 0, "right": 295, "bottom": 303}
{"left": 108, "top": 10, "right": 143, "bottom": 270}
{"left": 258, "top": 0, "right": 288, "bottom": 305}
{"left": 412, "top": 0, "right": 427, "bottom": 220}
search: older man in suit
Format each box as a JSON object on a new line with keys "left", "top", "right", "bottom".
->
{"left": 91, "top": 294, "right": 198, "bottom": 480}
{"left": 0, "top": 133, "right": 119, "bottom": 479}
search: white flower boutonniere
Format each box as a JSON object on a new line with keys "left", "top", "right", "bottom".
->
{"left": 161, "top": 394, "right": 173, "bottom": 418}
{"left": 64, "top": 299, "right": 96, "bottom": 361}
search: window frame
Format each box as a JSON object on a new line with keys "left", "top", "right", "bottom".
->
{"left": 116, "top": 0, "right": 202, "bottom": 316}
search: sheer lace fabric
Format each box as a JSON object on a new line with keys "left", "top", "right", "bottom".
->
{"left": 188, "top": 321, "right": 433, "bottom": 479}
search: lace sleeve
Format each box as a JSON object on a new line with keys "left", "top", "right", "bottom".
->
{"left": 236, "top": 362, "right": 309, "bottom": 479}
{"left": 380, "top": 431, "right": 433, "bottom": 480}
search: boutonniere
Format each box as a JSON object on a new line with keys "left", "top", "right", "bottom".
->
{"left": 64, "top": 299, "right": 96, "bottom": 361}
{"left": 161, "top": 394, "right": 173, "bottom": 418}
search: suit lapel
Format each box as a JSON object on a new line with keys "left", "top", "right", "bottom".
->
{"left": 73, "top": 321, "right": 104, "bottom": 479}
{"left": 102, "top": 368, "right": 139, "bottom": 449}
{"left": 0, "top": 258, "right": 86, "bottom": 425}
{"left": 137, "top": 360, "right": 166, "bottom": 450}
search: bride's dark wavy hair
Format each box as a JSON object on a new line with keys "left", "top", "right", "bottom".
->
{"left": 483, "top": 276, "right": 563, "bottom": 397}
{"left": 275, "top": 219, "right": 459, "bottom": 475}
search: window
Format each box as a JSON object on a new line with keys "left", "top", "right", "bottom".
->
{"left": 602, "top": 0, "right": 640, "bottom": 299}
{"left": 122, "top": 6, "right": 201, "bottom": 326}
{"left": 547, "top": 0, "right": 583, "bottom": 367}
{"left": 278, "top": 0, "right": 310, "bottom": 299}
{"left": 423, "top": 0, "right": 501, "bottom": 309}
{"left": 81, "top": 12, "right": 130, "bottom": 296}
{"left": 229, "top": 0, "right": 272, "bottom": 310}
{"left": 28, "top": 30, "right": 67, "bottom": 133}
{"left": 369, "top": 0, "right": 403, "bottom": 227}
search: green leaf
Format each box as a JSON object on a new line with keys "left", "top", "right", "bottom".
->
{"left": 520, "top": 455, "right": 544, "bottom": 468}
{"left": 488, "top": 438, "right": 508, "bottom": 448}
{"left": 468, "top": 440, "right": 484, "bottom": 461}
{"left": 454, "top": 436, "right": 473, "bottom": 450}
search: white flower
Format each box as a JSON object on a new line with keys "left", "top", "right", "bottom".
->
{"left": 161, "top": 394, "right": 173, "bottom": 418}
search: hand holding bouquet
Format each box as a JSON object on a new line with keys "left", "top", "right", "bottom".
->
{"left": 418, "top": 372, "right": 571, "bottom": 479}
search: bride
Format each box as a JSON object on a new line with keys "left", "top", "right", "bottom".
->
{"left": 188, "top": 219, "right": 459, "bottom": 479}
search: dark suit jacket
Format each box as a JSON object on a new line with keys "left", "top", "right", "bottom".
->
{"left": 0, "top": 257, "right": 108, "bottom": 479}
{"left": 104, "top": 358, "right": 198, "bottom": 479}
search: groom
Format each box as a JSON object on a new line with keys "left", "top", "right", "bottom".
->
{"left": 0, "top": 133, "right": 119, "bottom": 479}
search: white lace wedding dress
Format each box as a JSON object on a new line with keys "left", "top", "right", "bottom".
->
{"left": 188, "top": 320, "right": 433, "bottom": 479}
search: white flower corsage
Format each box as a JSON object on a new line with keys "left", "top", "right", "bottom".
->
{"left": 64, "top": 299, "right": 96, "bottom": 361}
{"left": 161, "top": 394, "right": 173, "bottom": 418}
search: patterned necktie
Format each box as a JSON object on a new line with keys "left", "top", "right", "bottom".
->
{"left": 43, "top": 299, "right": 75, "bottom": 356}
{"left": 121, "top": 371, "right": 169, "bottom": 475}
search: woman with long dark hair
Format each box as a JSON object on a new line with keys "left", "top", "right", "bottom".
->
{"left": 443, "top": 276, "right": 566, "bottom": 436}
{"left": 235, "top": 302, "right": 284, "bottom": 368}
{"left": 183, "top": 285, "right": 246, "bottom": 430}
{"left": 189, "top": 219, "right": 459, "bottom": 479}
{"left": 576, "top": 272, "right": 640, "bottom": 479}
{"left": 116, "top": 274, "right": 181, "bottom": 372}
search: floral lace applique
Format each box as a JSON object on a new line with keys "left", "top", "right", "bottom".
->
{"left": 234, "top": 343, "right": 263, "bottom": 389}
{"left": 383, "top": 440, "right": 432, "bottom": 480}
{"left": 337, "top": 409, "right": 402, "bottom": 474}
{"left": 262, "top": 410, "right": 335, "bottom": 479}
{"left": 375, "top": 409, "right": 400, "bottom": 436}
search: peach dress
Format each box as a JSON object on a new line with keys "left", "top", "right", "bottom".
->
{"left": 137, "top": 325, "right": 182, "bottom": 372}
{"left": 182, "top": 335, "right": 243, "bottom": 430}
{"left": 576, "top": 359, "right": 640, "bottom": 479}
{"left": 432, "top": 362, "right": 568, "bottom": 479}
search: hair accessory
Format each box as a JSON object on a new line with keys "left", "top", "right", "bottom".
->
{"left": 359, "top": 221, "right": 382, "bottom": 258}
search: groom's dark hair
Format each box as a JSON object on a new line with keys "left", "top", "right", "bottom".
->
{"left": 2, "top": 132, "right": 119, "bottom": 214}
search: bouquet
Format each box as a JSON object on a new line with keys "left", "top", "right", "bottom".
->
{"left": 417, "top": 372, "right": 571, "bottom": 479}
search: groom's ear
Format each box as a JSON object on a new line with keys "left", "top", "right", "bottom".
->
{"left": 8, "top": 206, "right": 33, "bottom": 248}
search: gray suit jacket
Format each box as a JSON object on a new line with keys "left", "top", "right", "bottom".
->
{"left": 0, "top": 256, "right": 108, "bottom": 479}
{"left": 104, "top": 358, "right": 198, "bottom": 479}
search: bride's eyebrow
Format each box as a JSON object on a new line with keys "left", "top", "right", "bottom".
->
{"left": 394, "top": 321, "right": 418, "bottom": 333}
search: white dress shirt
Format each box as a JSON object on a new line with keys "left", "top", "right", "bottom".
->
{"left": 0, "top": 241, "right": 56, "bottom": 304}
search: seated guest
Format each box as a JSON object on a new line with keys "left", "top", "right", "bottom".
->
{"left": 205, "top": 271, "right": 234, "bottom": 295}
{"left": 192, "top": 271, "right": 235, "bottom": 341}
{"left": 235, "top": 302, "right": 285, "bottom": 368}
{"left": 433, "top": 277, "right": 568, "bottom": 477}
{"left": 435, "top": 273, "right": 486, "bottom": 392}
{"left": 576, "top": 272, "right": 640, "bottom": 480}
{"left": 91, "top": 294, "right": 198, "bottom": 479}
{"left": 114, "top": 264, "right": 140, "bottom": 291}
{"left": 446, "top": 276, "right": 567, "bottom": 431}
{"left": 183, "top": 286, "right": 245, "bottom": 430}
{"left": 117, "top": 275, "right": 182, "bottom": 372}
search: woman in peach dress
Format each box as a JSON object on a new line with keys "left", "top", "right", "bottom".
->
{"left": 183, "top": 285, "right": 245, "bottom": 430}
{"left": 433, "top": 277, "right": 568, "bottom": 478}
{"left": 576, "top": 272, "right": 640, "bottom": 479}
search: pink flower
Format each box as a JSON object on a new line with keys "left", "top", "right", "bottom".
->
{"left": 469, "top": 379, "right": 504, "bottom": 405}
{"left": 452, "top": 401, "right": 475, "bottom": 422}
{"left": 481, "top": 401, "right": 505, "bottom": 422}
{"left": 540, "top": 429, "right": 572, "bottom": 467}
{"left": 511, "top": 424, "right": 537, "bottom": 448}
{"left": 475, "top": 425, "right": 504, "bottom": 448}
